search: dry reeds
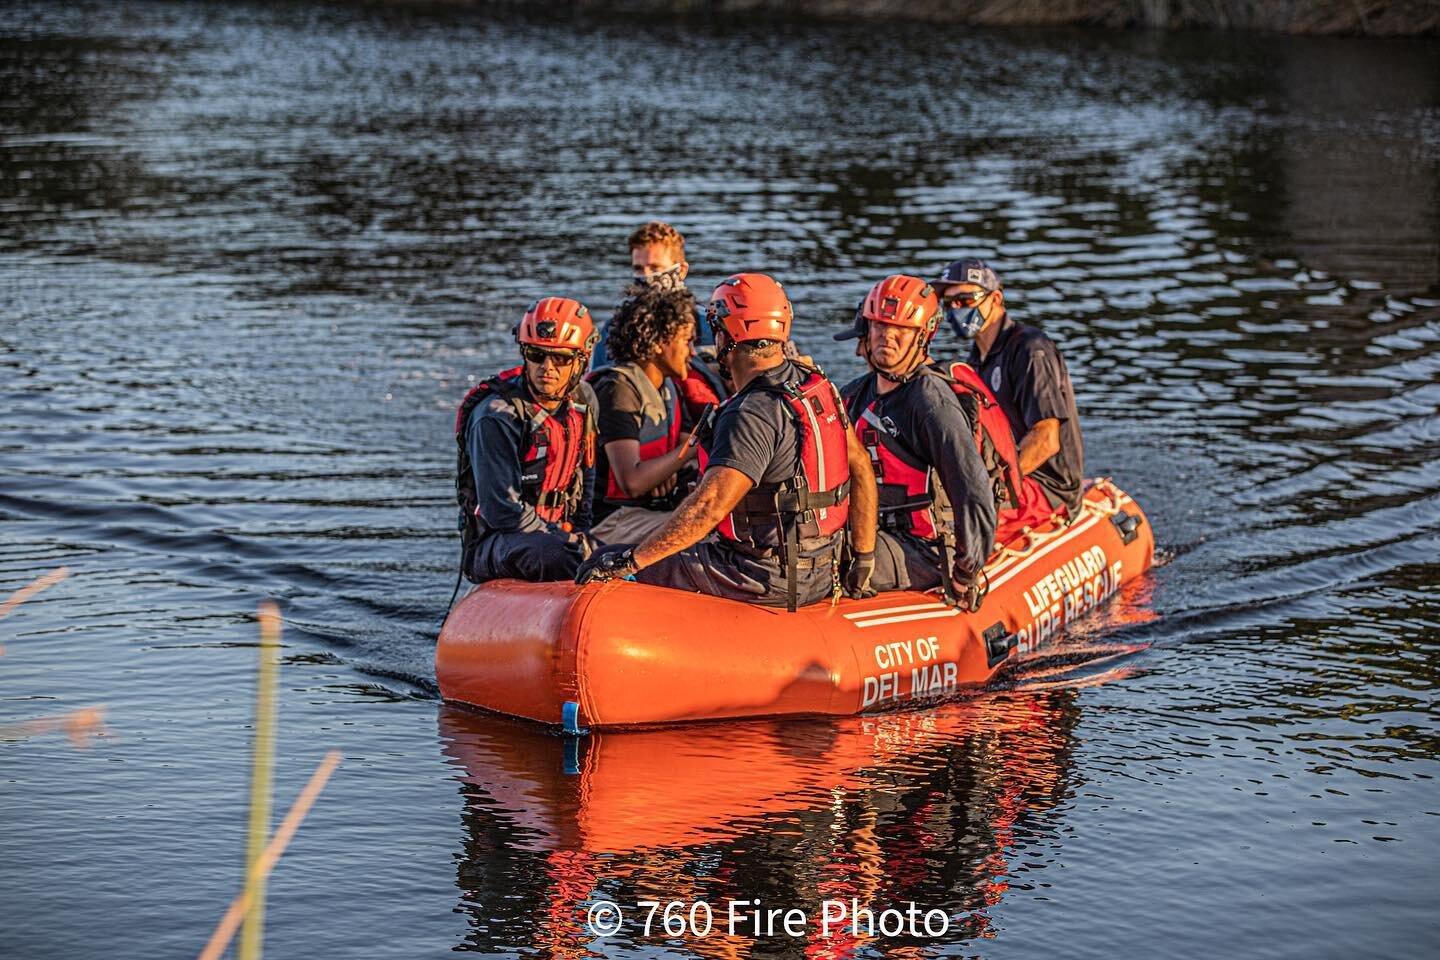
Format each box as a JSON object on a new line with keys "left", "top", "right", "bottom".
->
{"left": 195, "top": 602, "right": 343, "bottom": 960}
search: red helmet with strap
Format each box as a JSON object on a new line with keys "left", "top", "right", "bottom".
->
{"left": 860, "top": 274, "right": 939, "bottom": 337}
{"left": 706, "top": 274, "right": 792, "bottom": 344}
{"left": 516, "top": 297, "right": 599, "bottom": 354}
{"left": 859, "top": 274, "right": 940, "bottom": 384}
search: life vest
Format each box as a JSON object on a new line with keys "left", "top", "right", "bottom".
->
{"left": 588, "top": 364, "right": 685, "bottom": 509}
{"left": 850, "top": 364, "right": 1052, "bottom": 557}
{"left": 454, "top": 367, "right": 594, "bottom": 571}
{"left": 943, "top": 361, "right": 1025, "bottom": 513}
{"left": 697, "top": 365, "right": 851, "bottom": 610}
{"left": 854, "top": 401, "right": 949, "bottom": 541}
{"left": 675, "top": 357, "right": 726, "bottom": 421}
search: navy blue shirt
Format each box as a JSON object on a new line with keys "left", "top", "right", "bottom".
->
{"left": 465, "top": 378, "right": 596, "bottom": 535}
{"left": 841, "top": 368, "right": 997, "bottom": 574}
{"left": 967, "top": 313, "right": 1084, "bottom": 515}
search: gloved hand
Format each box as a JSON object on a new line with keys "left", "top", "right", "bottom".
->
{"left": 564, "top": 531, "right": 594, "bottom": 562}
{"left": 951, "top": 563, "right": 986, "bottom": 613}
{"left": 575, "top": 547, "right": 639, "bottom": 585}
{"left": 843, "top": 550, "right": 877, "bottom": 599}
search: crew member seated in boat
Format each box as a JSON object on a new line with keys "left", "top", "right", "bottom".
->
{"left": 588, "top": 287, "right": 701, "bottom": 545}
{"left": 836, "top": 275, "right": 997, "bottom": 610}
{"left": 936, "top": 258, "right": 1086, "bottom": 520}
{"left": 454, "top": 297, "right": 599, "bottom": 583}
{"left": 575, "top": 273, "right": 881, "bottom": 611}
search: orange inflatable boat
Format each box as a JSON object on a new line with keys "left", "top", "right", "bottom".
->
{"left": 436, "top": 478, "right": 1153, "bottom": 729}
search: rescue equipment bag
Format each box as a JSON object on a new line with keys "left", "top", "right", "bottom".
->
{"left": 455, "top": 366, "right": 595, "bottom": 580}
{"left": 699, "top": 365, "right": 851, "bottom": 612}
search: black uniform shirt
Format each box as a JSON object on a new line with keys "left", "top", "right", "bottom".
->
{"left": 841, "top": 368, "right": 997, "bottom": 574}
{"left": 967, "top": 313, "right": 1085, "bottom": 516}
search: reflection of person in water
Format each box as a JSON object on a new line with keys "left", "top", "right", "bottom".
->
{"left": 440, "top": 691, "right": 1082, "bottom": 956}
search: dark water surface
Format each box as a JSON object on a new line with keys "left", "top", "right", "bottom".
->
{"left": 2, "top": 2, "right": 1437, "bottom": 957}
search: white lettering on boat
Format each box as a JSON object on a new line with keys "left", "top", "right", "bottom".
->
{"left": 1016, "top": 554, "right": 1124, "bottom": 654}
{"left": 863, "top": 636, "right": 952, "bottom": 708}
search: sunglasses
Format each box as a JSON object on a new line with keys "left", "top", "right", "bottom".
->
{"left": 522, "top": 346, "right": 580, "bottom": 367}
{"left": 944, "top": 290, "right": 991, "bottom": 309}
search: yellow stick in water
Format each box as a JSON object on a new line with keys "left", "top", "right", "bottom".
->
{"left": 198, "top": 750, "right": 341, "bottom": 960}
{"left": 0, "top": 567, "right": 70, "bottom": 654}
{"left": 241, "top": 601, "right": 282, "bottom": 960}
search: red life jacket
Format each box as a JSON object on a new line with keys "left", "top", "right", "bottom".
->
{"left": 854, "top": 399, "right": 948, "bottom": 540}
{"left": 851, "top": 364, "right": 1054, "bottom": 553}
{"left": 703, "top": 366, "right": 851, "bottom": 544}
{"left": 454, "top": 367, "right": 594, "bottom": 548}
{"left": 587, "top": 364, "right": 684, "bottom": 507}
{"left": 697, "top": 366, "right": 851, "bottom": 610}
{"left": 944, "top": 361, "right": 1025, "bottom": 513}
{"left": 675, "top": 358, "right": 725, "bottom": 422}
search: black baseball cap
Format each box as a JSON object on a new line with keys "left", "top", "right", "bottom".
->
{"left": 833, "top": 302, "right": 866, "bottom": 341}
{"left": 935, "top": 257, "right": 1001, "bottom": 294}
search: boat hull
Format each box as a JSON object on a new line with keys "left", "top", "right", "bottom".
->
{"left": 437, "top": 478, "right": 1153, "bottom": 727}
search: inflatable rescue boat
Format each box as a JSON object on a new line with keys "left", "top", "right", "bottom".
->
{"left": 437, "top": 478, "right": 1153, "bottom": 729}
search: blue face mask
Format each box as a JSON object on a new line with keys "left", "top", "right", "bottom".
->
{"left": 945, "top": 303, "right": 985, "bottom": 339}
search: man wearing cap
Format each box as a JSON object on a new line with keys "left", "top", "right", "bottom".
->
{"left": 936, "top": 258, "right": 1086, "bottom": 519}
{"left": 836, "top": 275, "right": 997, "bottom": 609}
{"left": 574, "top": 273, "right": 880, "bottom": 611}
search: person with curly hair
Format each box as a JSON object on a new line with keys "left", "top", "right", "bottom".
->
{"left": 587, "top": 287, "right": 703, "bottom": 545}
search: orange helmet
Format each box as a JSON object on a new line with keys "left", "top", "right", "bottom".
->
{"left": 706, "top": 274, "right": 793, "bottom": 344}
{"left": 516, "top": 297, "right": 599, "bottom": 353}
{"left": 860, "top": 274, "right": 939, "bottom": 336}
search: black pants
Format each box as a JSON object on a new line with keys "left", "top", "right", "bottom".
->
{"left": 468, "top": 530, "right": 581, "bottom": 583}
{"left": 628, "top": 537, "right": 841, "bottom": 609}
{"left": 869, "top": 530, "right": 946, "bottom": 593}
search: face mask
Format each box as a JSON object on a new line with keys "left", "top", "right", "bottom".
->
{"left": 945, "top": 303, "right": 985, "bottom": 339}
{"left": 632, "top": 263, "right": 685, "bottom": 293}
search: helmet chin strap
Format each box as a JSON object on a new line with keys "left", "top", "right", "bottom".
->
{"left": 866, "top": 328, "right": 930, "bottom": 384}
{"left": 714, "top": 332, "right": 739, "bottom": 386}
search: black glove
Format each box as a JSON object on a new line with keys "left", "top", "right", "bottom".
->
{"left": 951, "top": 563, "right": 986, "bottom": 613}
{"left": 575, "top": 547, "right": 639, "bottom": 585}
{"left": 843, "top": 550, "right": 877, "bottom": 599}
{"left": 563, "top": 531, "right": 594, "bottom": 562}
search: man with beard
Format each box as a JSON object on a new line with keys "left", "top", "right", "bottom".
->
{"left": 454, "top": 297, "right": 599, "bottom": 583}
{"left": 576, "top": 274, "right": 880, "bottom": 611}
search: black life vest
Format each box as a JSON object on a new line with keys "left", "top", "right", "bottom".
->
{"left": 454, "top": 367, "right": 594, "bottom": 572}
{"left": 698, "top": 365, "right": 851, "bottom": 610}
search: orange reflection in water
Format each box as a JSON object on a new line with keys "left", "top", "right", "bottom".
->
{"left": 442, "top": 689, "right": 1087, "bottom": 957}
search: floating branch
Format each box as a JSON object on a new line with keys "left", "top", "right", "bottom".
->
{"left": 197, "top": 749, "right": 343, "bottom": 960}
{"left": 0, "top": 566, "right": 70, "bottom": 655}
